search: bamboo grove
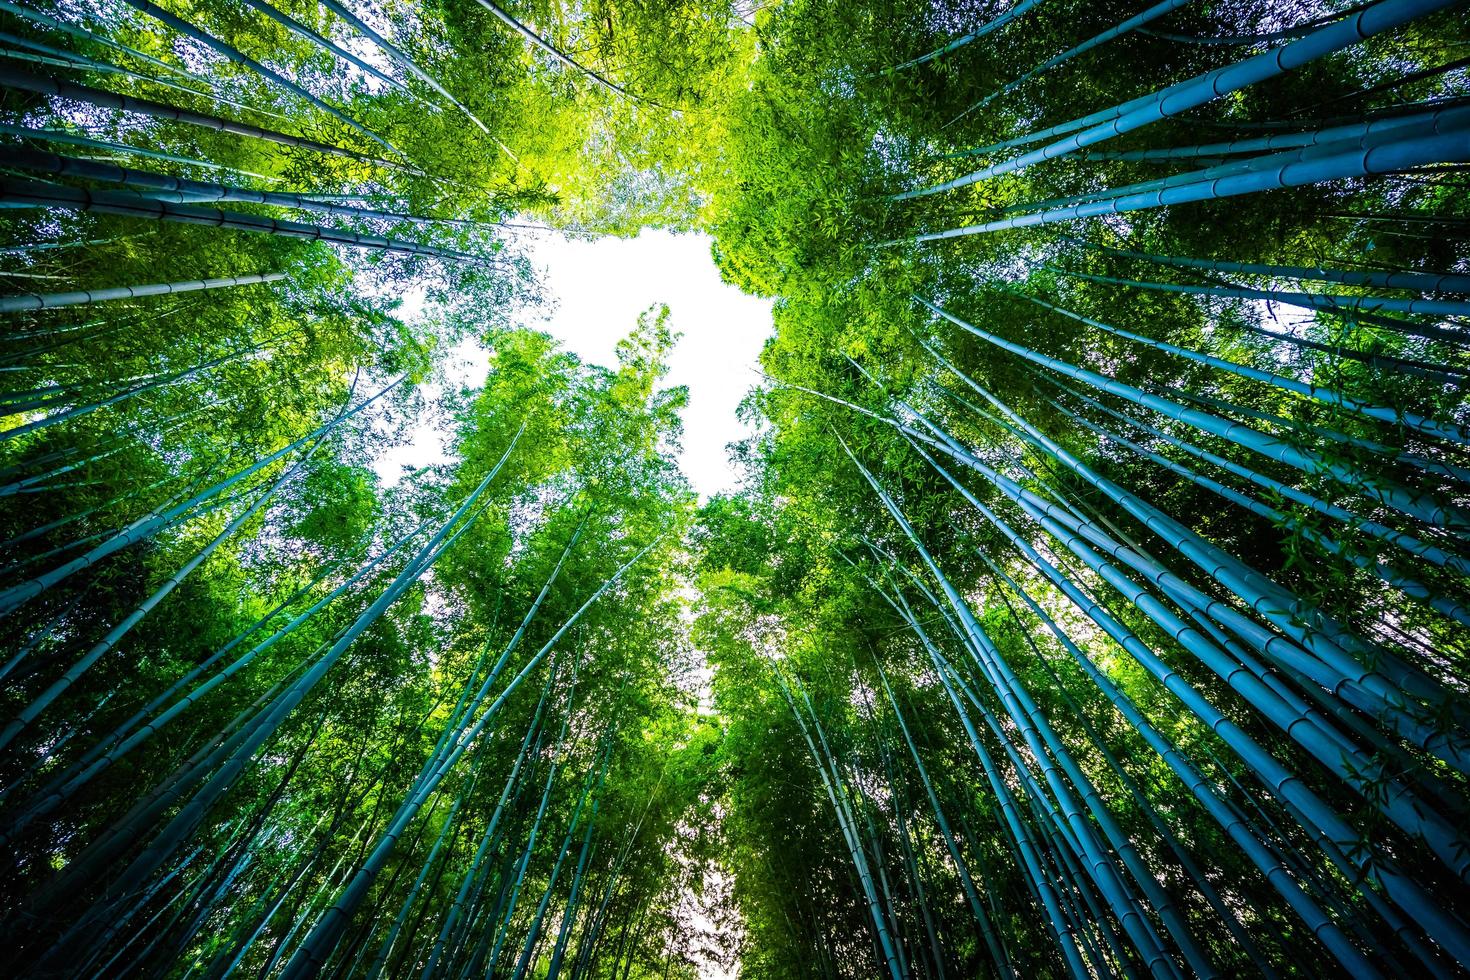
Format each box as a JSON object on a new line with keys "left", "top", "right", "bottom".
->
{"left": 0, "top": 0, "right": 1468, "bottom": 978}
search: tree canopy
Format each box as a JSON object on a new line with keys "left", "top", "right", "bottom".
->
{"left": 1, "top": 0, "right": 1468, "bottom": 977}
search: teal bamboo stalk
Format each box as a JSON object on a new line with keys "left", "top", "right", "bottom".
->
{"left": 894, "top": 0, "right": 1454, "bottom": 199}
{"left": 959, "top": 514, "right": 1378, "bottom": 971}
{"left": 0, "top": 439, "right": 134, "bottom": 497}
{"left": 895, "top": 561, "right": 1208, "bottom": 980}
{"left": 0, "top": 66, "right": 404, "bottom": 167}
{"left": 4, "top": 147, "right": 500, "bottom": 231}
{"left": 0, "top": 481, "right": 265, "bottom": 582}
{"left": 474, "top": 0, "right": 653, "bottom": 104}
{"left": 0, "top": 124, "right": 277, "bottom": 180}
{"left": 316, "top": 0, "right": 488, "bottom": 133}
{"left": 256, "top": 817, "right": 374, "bottom": 975}
{"left": 483, "top": 677, "right": 580, "bottom": 978}
{"left": 910, "top": 353, "right": 1450, "bottom": 723}
{"left": 0, "top": 389, "right": 348, "bottom": 752}
{"left": 872, "top": 657, "right": 1014, "bottom": 977}
{"left": 35, "top": 660, "right": 315, "bottom": 921}
{"left": 1304, "top": 54, "right": 1470, "bottom": 112}
{"left": 860, "top": 566, "right": 1095, "bottom": 977}
{"left": 1157, "top": 380, "right": 1470, "bottom": 493}
{"left": 33, "top": 418, "right": 522, "bottom": 941}
{"left": 844, "top": 443, "right": 1190, "bottom": 979}
{"left": 334, "top": 564, "right": 577, "bottom": 976}
{"left": 0, "top": 524, "right": 425, "bottom": 838}
{"left": 0, "top": 331, "right": 290, "bottom": 446}
{"left": 1033, "top": 529, "right": 1443, "bottom": 949}
{"left": 546, "top": 811, "right": 602, "bottom": 977}
{"left": 885, "top": 425, "right": 1467, "bottom": 964}
{"left": 4, "top": 535, "right": 362, "bottom": 774}
{"left": 1036, "top": 373, "right": 1470, "bottom": 577}
{"left": 408, "top": 662, "right": 558, "bottom": 978}
{"left": 355, "top": 752, "right": 481, "bottom": 980}
{"left": 236, "top": 0, "right": 404, "bottom": 91}
{"left": 1012, "top": 291, "right": 1470, "bottom": 444}
{"left": 1234, "top": 316, "right": 1468, "bottom": 383}
{"left": 915, "top": 295, "right": 1470, "bottom": 532}
{"left": 0, "top": 473, "right": 176, "bottom": 553}
{"left": 1051, "top": 266, "right": 1470, "bottom": 339}
{"left": 0, "top": 0, "right": 212, "bottom": 86}
{"left": 215, "top": 815, "right": 338, "bottom": 978}
{"left": 280, "top": 529, "right": 664, "bottom": 978}
{"left": 87, "top": 843, "right": 213, "bottom": 977}
{"left": 944, "top": 651, "right": 1160, "bottom": 978}
{"left": 567, "top": 757, "right": 673, "bottom": 978}
{"left": 0, "top": 300, "right": 188, "bottom": 359}
{"left": 1035, "top": 475, "right": 1451, "bottom": 788}
{"left": 809, "top": 688, "right": 915, "bottom": 980}
{"left": 861, "top": 770, "right": 916, "bottom": 980}
{"left": 1054, "top": 395, "right": 1470, "bottom": 626}
{"left": 1064, "top": 237, "right": 1470, "bottom": 294}
{"left": 989, "top": 576, "right": 1279, "bottom": 975}
{"left": 1136, "top": 1, "right": 1376, "bottom": 46}
{"left": 906, "top": 344, "right": 1470, "bottom": 779}
{"left": 945, "top": 0, "right": 1195, "bottom": 126}
{"left": 508, "top": 737, "right": 614, "bottom": 980}
{"left": 778, "top": 378, "right": 1470, "bottom": 956}
{"left": 883, "top": 0, "right": 1048, "bottom": 74}
{"left": 0, "top": 31, "right": 289, "bottom": 120}
{"left": 876, "top": 736, "right": 947, "bottom": 980}
{"left": 121, "top": 0, "right": 404, "bottom": 159}
{"left": 992, "top": 104, "right": 1470, "bottom": 219}
{"left": 0, "top": 178, "right": 493, "bottom": 264}
{"left": 933, "top": 642, "right": 1160, "bottom": 977}
{"left": 0, "top": 592, "right": 82, "bottom": 684}
{"left": 774, "top": 668, "right": 909, "bottom": 980}
{"left": 0, "top": 233, "right": 144, "bottom": 254}
{"left": 0, "top": 270, "right": 285, "bottom": 314}
{"left": 971, "top": 492, "right": 1469, "bottom": 930}
{"left": 1072, "top": 103, "right": 1470, "bottom": 165}
{"left": 896, "top": 128, "right": 1470, "bottom": 240}
{"left": 79, "top": 719, "right": 327, "bottom": 972}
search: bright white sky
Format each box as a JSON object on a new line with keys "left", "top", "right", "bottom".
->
{"left": 374, "top": 229, "right": 773, "bottom": 500}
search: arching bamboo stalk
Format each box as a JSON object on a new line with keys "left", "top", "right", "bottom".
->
{"left": 120, "top": 0, "right": 405, "bottom": 159}
{"left": 0, "top": 29, "right": 291, "bottom": 120}
{"left": 1064, "top": 237, "right": 1470, "bottom": 293}
{"left": 315, "top": 0, "right": 488, "bottom": 132}
{"left": 0, "top": 66, "right": 404, "bottom": 168}
{"left": 0, "top": 123, "right": 279, "bottom": 181}
{"left": 0, "top": 0, "right": 212, "bottom": 87}
{"left": 896, "top": 0, "right": 1454, "bottom": 200}
{"left": 946, "top": 0, "right": 1194, "bottom": 127}
{"left": 1009, "top": 290, "right": 1470, "bottom": 444}
{"left": 894, "top": 127, "right": 1470, "bottom": 241}
{"left": 236, "top": 0, "right": 405, "bottom": 91}
{"left": 4, "top": 147, "right": 503, "bottom": 231}
{"left": 0, "top": 178, "right": 496, "bottom": 264}
{"left": 0, "top": 271, "right": 285, "bottom": 314}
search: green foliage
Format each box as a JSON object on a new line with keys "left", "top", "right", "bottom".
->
{"left": 1, "top": 0, "right": 1469, "bottom": 977}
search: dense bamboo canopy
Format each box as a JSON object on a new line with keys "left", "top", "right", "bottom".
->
{"left": 1, "top": 0, "right": 1467, "bottom": 977}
